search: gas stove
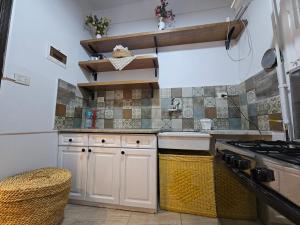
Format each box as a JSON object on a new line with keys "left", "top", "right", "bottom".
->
{"left": 227, "top": 140, "right": 300, "bottom": 166}
{"left": 216, "top": 140, "right": 300, "bottom": 224}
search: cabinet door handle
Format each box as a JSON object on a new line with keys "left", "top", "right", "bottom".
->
{"left": 88, "top": 149, "right": 92, "bottom": 153}
{"left": 136, "top": 140, "right": 140, "bottom": 144}
{"left": 121, "top": 151, "right": 125, "bottom": 155}
{"left": 101, "top": 139, "right": 106, "bottom": 143}
{"left": 82, "top": 148, "right": 86, "bottom": 152}
{"left": 69, "top": 139, "right": 73, "bottom": 142}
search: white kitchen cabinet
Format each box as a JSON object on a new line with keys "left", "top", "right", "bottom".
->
{"left": 58, "top": 133, "right": 157, "bottom": 211}
{"left": 86, "top": 147, "right": 121, "bottom": 204}
{"left": 58, "top": 146, "right": 87, "bottom": 200}
{"left": 120, "top": 148, "right": 157, "bottom": 209}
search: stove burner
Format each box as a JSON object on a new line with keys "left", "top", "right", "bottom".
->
{"left": 227, "top": 140, "right": 300, "bottom": 166}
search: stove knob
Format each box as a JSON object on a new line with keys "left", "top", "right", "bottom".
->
{"left": 231, "top": 156, "right": 242, "bottom": 168}
{"left": 237, "top": 159, "right": 251, "bottom": 170}
{"left": 225, "top": 155, "right": 236, "bottom": 165}
{"left": 251, "top": 168, "right": 275, "bottom": 182}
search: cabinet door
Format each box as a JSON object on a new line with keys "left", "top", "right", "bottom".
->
{"left": 120, "top": 148, "right": 157, "bottom": 210}
{"left": 86, "top": 147, "right": 121, "bottom": 204}
{"left": 58, "top": 146, "right": 87, "bottom": 200}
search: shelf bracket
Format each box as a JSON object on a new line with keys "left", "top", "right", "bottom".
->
{"left": 92, "top": 72, "right": 98, "bottom": 81}
{"left": 154, "top": 36, "right": 158, "bottom": 54}
{"left": 155, "top": 68, "right": 158, "bottom": 78}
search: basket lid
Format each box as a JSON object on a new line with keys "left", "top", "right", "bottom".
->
{"left": 0, "top": 168, "right": 71, "bottom": 202}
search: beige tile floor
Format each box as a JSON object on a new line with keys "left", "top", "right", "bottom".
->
{"left": 62, "top": 204, "right": 261, "bottom": 225}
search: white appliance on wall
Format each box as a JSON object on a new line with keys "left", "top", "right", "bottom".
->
{"left": 231, "top": 0, "right": 253, "bottom": 20}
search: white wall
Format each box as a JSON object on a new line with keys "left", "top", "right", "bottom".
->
{"left": 93, "top": 0, "right": 240, "bottom": 88}
{"left": 235, "top": 0, "right": 274, "bottom": 81}
{"left": 0, "top": 132, "right": 58, "bottom": 180}
{"left": 0, "top": 0, "right": 91, "bottom": 179}
{"left": 0, "top": 0, "right": 91, "bottom": 133}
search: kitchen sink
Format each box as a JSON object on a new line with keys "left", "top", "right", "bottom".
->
{"left": 158, "top": 132, "right": 211, "bottom": 151}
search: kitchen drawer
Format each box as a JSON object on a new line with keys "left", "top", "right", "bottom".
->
{"left": 122, "top": 135, "right": 157, "bottom": 149}
{"left": 59, "top": 133, "right": 88, "bottom": 146}
{"left": 89, "top": 134, "right": 121, "bottom": 147}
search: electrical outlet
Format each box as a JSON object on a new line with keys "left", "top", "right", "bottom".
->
{"left": 217, "top": 92, "right": 228, "bottom": 98}
{"left": 14, "top": 73, "right": 31, "bottom": 86}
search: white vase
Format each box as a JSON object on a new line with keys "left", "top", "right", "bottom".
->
{"left": 158, "top": 17, "right": 166, "bottom": 30}
{"left": 96, "top": 34, "right": 102, "bottom": 39}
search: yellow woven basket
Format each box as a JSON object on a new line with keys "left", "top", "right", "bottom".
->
{"left": 159, "top": 153, "right": 217, "bottom": 218}
{"left": 0, "top": 168, "right": 71, "bottom": 225}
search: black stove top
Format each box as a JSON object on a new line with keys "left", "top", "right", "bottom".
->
{"left": 227, "top": 140, "right": 300, "bottom": 166}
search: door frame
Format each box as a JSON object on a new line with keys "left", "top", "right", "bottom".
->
{"left": 0, "top": 0, "right": 13, "bottom": 85}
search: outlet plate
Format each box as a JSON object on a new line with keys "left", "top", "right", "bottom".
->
{"left": 14, "top": 73, "right": 30, "bottom": 86}
{"left": 217, "top": 92, "right": 228, "bottom": 98}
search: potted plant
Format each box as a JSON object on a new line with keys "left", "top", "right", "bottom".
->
{"left": 85, "top": 15, "right": 111, "bottom": 38}
{"left": 155, "top": 0, "right": 175, "bottom": 30}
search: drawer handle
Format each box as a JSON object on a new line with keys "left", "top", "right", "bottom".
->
{"left": 136, "top": 140, "right": 140, "bottom": 144}
{"left": 88, "top": 149, "right": 92, "bottom": 153}
{"left": 101, "top": 139, "right": 106, "bottom": 143}
{"left": 82, "top": 149, "right": 86, "bottom": 152}
{"left": 69, "top": 139, "right": 73, "bottom": 142}
{"left": 121, "top": 151, "right": 125, "bottom": 155}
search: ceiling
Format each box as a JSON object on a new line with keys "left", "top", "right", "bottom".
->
{"left": 88, "top": 0, "right": 232, "bottom": 11}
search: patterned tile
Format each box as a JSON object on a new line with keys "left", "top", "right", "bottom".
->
{"left": 241, "top": 118, "right": 250, "bottom": 130}
{"left": 194, "top": 119, "right": 202, "bottom": 131}
{"left": 193, "top": 97, "right": 204, "bottom": 106}
{"left": 96, "top": 109, "right": 105, "bottom": 119}
{"left": 268, "top": 96, "right": 281, "bottom": 114}
{"left": 142, "top": 119, "right": 152, "bottom": 129}
{"left": 228, "top": 96, "right": 240, "bottom": 107}
{"left": 192, "top": 87, "right": 204, "bottom": 97}
{"left": 161, "top": 98, "right": 171, "bottom": 109}
{"left": 229, "top": 118, "right": 242, "bottom": 130}
{"left": 114, "top": 90, "right": 123, "bottom": 100}
{"left": 161, "top": 119, "right": 172, "bottom": 131}
{"left": 105, "top": 100, "right": 114, "bottom": 109}
{"left": 205, "top": 107, "right": 217, "bottom": 119}
{"left": 171, "top": 88, "right": 182, "bottom": 98}
{"left": 123, "top": 119, "right": 133, "bottom": 129}
{"left": 123, "top": 100, "right": 133, "bottom": 109}
{"left": 105, "top": 91, "right": 115, "bottom": 100}
{"left": 249, "top": 116, "right": 259, "bottom": 130}
{"left": 114, "top": 100, "right": 123, "bottom": 108}
{"left": 151, "top": 98, "right": 160, "bottom": 107}
{"left": 214, "top": 118, "right": 229, "bottom": 130}
{"left": 182, "top": 87, "right": 193, "bottom": 97}
{"left": 255, "top": 71, "right": 279, "bottom": 101}
{"left": 123, "top": 89, "right": 132, "bottom": 99}
{"left": 113, "top": 119, "right": 123, "bottom": 129}
{"left": 182, "top": 118, "right": 194, "bottom": 131}
{"left": 228, "top": 107, "right": 241, "bottom": 118}
{"left": 152, "top": 119, "right": 162, "bottom": 129}
{"left": 171, "top": 119, "right": 182, "bottom": 131}
{"left": 73, "top": 118, "right": 82, "bottom": 128}
{"left": 66, "top": 105, "right": 75, "bottom": 117}
{"left": 132, "top": 89, "right": 142, "bottom": 99}
{"left": 216, "top": 106, "right": 228, "bottom": 118}
{"left": 141, "top": 108, "right": 151, "bottom": 119}
{"left": 160, "top": 88, "right": 171, "bottom": 98}
{"left": 183, "top": 108, "right": 193, "bottom": 118}
{"left": 269, "top": 113, "right": 283, "bottom": 131}
{"left": 142, "top": 89, "right": 152, "bottom": 99}
{"left": 152, "top": 108, "right": 161, "bottom": 119}
{"left": 257, "top": 100, "right": 270, "bottom": 116}
{"left": 227, "top": 85, "right": 240, "bottom": 96}
{"left": 193, "top": 105, "right": 204, "bottom": 119}
{"left": 204, "top": 97, "right": 216, "bottom": 107}
{"left": 216, "top": 98, "right": 228, "bottom": 108}
{"left": 74, "top": 107, "right": 82, "bottom": 118}
{"left": 215, "top": 86, "right": 227, "bottom": 96}
{"left": 56, "top": 104, "right": 66, "bottom": 117}
{"left": 183, "top": 98, "right": 193, "bottom": 108}
{"left": 55, "top": 116, "right": 65, "bottom": 129}
{"left": 132, "top": 108, "right": 142, "bottom": 119}
{"left": 204, "top": 86, "right": 215, "bottom": 97}
{"left": 247, "top": 90, "right": 256, "bottom": 104}
{"left": 248, "top": 104, "right": 257, "bottom": 117}
{"left": 132, "top": 119, "right": 142, "bottom": 129}
{"left": 132, "top": 99, "right": 141, "bottom": 107}
{"left": 239, "top": 93, "right": 248, "bottom": 106}
{"left": 113, "top": 108, "right": 123, "bottom": 119}
{"left": 170, "top": 110, "right": 182, "bottom": 119}
{"left": 96, "top": 119, "right": 104, "bottom": 129}
{"left": 123, "top": 109, "right": 132, "bottom": 119}
{"left": 105, "top": 109, "right": 114, "bottom": 119}
{"left": 258, "top": 115, "right": 270, "bottom": 131}
{"left": 142, "top": 99, "right": 152, "bottom": 107}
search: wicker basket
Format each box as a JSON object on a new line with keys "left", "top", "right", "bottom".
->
{"left": 159, "top": 153, "right": 217, "bottom": 218}
{"left": 214, "top": 161, "right": 257, "bottom": 220}
{"left": 0, "top": 168, "right": 71, "bottom": 225}
{"left": 112, "top": 49, "right": 132, "bottom": 58}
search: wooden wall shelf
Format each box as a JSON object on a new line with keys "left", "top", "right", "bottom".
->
{"left": 81, "top": 20, "right": 247, "bottom": 54}
{"left": 78, "top": 80, "right": 159, "bottom": 91}
{"left": 79, "top": 55, "right": 158, "bottom": 73}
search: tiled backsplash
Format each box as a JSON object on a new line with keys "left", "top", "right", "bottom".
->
{"left": 54, "top": 70, "right": 283, "bottom": 132}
